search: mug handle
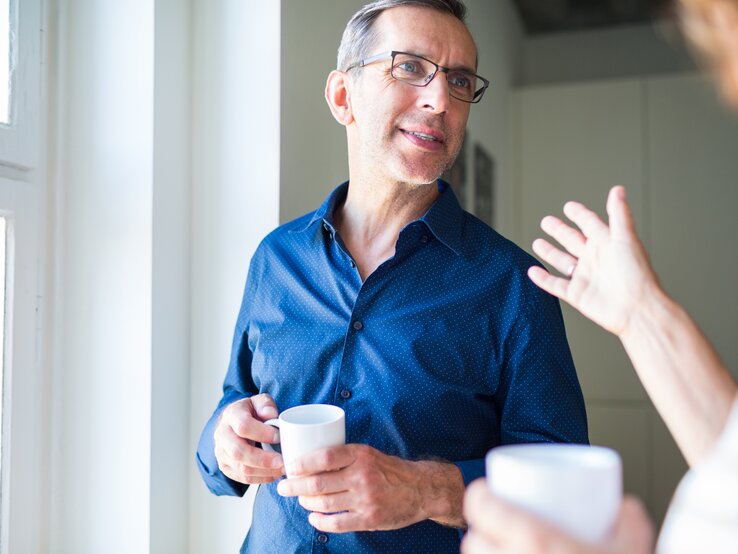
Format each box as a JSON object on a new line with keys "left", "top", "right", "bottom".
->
{"left": 261, "top": 418, "right": 281, "bottom": 453}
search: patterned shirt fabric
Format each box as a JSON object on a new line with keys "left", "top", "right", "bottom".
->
{"left": 196, "top": 181, "right": 588, "bottom": 554}
{"left": 657, "top": 396, "right": 738, "bottom": 553}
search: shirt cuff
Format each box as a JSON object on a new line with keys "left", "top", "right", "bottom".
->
{"left": 454, "top": 458, "right": 485, "bottom": 487}
{"left": 196, "top": 403, "right": 249, "bottom": 497}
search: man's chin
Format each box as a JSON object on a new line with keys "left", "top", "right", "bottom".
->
{"left": 394, "top": 173, "right": 444, "bottom": 189}
{"left": 395, "top": 163, "right": 449, "bottom": 187}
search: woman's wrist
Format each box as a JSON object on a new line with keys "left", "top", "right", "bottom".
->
{"left": 618, "top": 280, "right": 673, "bottom": 346}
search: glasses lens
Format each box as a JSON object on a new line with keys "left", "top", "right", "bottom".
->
{"left": 446, "top": 70, "right": 478, "bottom": 102}
{"left": 391, "top": 53, "right": 435, "bottom": 86}
{"left": 391, "top": 52, "right": 487, "bottom": 103}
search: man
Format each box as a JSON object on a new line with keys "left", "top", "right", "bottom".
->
{"left": 197, "top": 1, "right": 588, "bottom": 552}
{"left": 462, "top": 0, "right": 738, "bottom": 553}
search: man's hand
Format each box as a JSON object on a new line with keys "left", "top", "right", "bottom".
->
{"left": 527, "top": 186, "right": 660, "bottom": 338}
{"left": 213, "top": 394, "right": 285, "bottom": 484}
{"left": 276, "top": 444, "right": 465, "bottom": 533}
{"left": 461, "top": 479, "right": 655, "bottom": 554}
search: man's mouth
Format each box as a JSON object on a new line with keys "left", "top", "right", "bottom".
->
{"left": 400, "top": 128, "right": 445, "bottom": 144}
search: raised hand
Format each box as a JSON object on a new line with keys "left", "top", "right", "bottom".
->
{"left": 527, "top": 186, "right": 660, "bottom": 337}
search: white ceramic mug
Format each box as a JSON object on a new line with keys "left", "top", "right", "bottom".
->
{"left": 486, "top": 444, "right": 622, "bottom": 544}
{"left": 263, "top": 404, "right": 346, "bottom": 477}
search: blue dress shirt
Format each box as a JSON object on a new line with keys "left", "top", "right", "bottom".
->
{"left": 197, "top": 181, "right": 588, "bottom": 553}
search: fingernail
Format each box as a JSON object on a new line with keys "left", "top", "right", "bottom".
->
{"left": 277, "top": 480, "right": 287, "bottom": 496}
{"left": 261, "top": 406, "right": 278, "bottom": 418}
{"left": 271, "top": 455, "right": 284, "bottom": 469}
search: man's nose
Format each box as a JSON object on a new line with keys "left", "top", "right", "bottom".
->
{"left": 417, "top": 70, "right": 450, "bottom": 114}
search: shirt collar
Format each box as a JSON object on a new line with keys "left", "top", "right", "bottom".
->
{"left": 296, "top": 179, "right": 466, "bottom": 257}
{"left": 420, "top": 179, "right": 465, "bottom": 257}
{"left": 297, "top": 181, "right": 349, "bottom": 233}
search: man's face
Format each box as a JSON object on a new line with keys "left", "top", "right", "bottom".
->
{"left": 347, "top": 6, "right": 477, "bottom": 186}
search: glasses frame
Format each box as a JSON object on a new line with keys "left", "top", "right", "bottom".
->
{"left": 346, "top": 50, "right": 490, "bottom": 104}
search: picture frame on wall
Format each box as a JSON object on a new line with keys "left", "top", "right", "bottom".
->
{"left": 474, "top": 143, "right": 495, "bottom": 229}
{"left": 442, "top": 133, "right": 468, "bottom": 210}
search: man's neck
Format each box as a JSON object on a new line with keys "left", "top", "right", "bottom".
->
{"left": 333, "top": 177, "right": 440, "bottom": 281}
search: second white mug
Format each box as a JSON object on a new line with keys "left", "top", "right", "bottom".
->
{"left": 486, "top": 443, "right": 622, "bottom": 544}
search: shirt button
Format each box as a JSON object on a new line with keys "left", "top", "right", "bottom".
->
{"left": 317, "top": 533, "right": 328, "bottom": 544}
{"left": 349, "top": 260, "right": 356, "bottom": 268}
{"left": 340, "top": 389, "right": 352, "bottom": 399}
{"left": 421, "top": 235, "right": 430, "bottom": 244}
{"left": 352, "top": 320, "right": 363, "bottom": 331}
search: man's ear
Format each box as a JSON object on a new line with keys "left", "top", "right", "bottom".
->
{"left": 325, "top": 70, "right": 355, "bottom": 126}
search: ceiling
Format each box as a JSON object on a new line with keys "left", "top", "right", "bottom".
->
{"left": 511, "top": 0, "right": 673, "bottom": 35}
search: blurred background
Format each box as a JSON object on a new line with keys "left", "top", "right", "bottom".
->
{"left": 0, "top": 0, "right": 736, "bottom": 552}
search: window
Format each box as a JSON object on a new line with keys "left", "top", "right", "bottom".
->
{"left": 0, "top": 0, "right": 10, "bottom": 125}
{"left": 0, "top": 0, "right": 39, "bottom": 168}
{"left": 0, "top": 217, "right": 5, "bottom": 427}
{"left": 0, "top": 0, "right": 43, "bottom": 551}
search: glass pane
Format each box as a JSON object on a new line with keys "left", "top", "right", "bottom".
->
{"left": 0, "top": 217, "right": 5, "bottom": 488}
{"left": 0, "top": 0, "right": 9, "bottom": 124}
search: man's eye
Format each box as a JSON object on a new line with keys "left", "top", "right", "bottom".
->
{"left": 449, "top": 72, "right": 472, "bottom": 90}
{"left": 396, "top": 61, "right": 421, "bottom": 74}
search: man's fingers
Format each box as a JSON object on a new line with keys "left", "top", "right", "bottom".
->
{"left": 532, "top": 238, "right": 578, "bottom": 277}
{"left": 215, "top": 443, "right": 284, "bottom": 473}
{"left": 223, "top": 403, "right": 280, "bottom": 444}
{"left": 297, "top": 490, "right": 353, "bottom": 514}
{"left": 540, "top": 216, "right": 587, "bottom": 258}
{"left": 215, "top": 425, "right": 283, "bottom": 469}
{"left": 308, "top": 510, "right": 367, "bottom": 534}
{"left": 278, "top": 470, "right": 348, "bottom": 497}
{"left": 528, "top": 266, "right": 570, "bottom": 302}
{"left": 250, "top": 393, "right": 279, "bottom": 421}
{"left": 286, "top": 445, "right": 355, "bottom": 477}
{"left": 232, "top": 417, "right": 280, "bottom": 445}
{"left": 219, "top": 461, "right": 283, "bottom": 484}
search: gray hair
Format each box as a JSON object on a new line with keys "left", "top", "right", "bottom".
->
{"left": 337, "top": 0, "right": 468, "bottom": 71}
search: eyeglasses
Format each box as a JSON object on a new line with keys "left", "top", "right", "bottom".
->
{"left": 346, "top": 50, "right": 489, "bottom": 104}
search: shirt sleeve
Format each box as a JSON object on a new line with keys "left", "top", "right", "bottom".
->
{"left": 195, "top": 256, "right": 262, "bottom": 497}
{"left": 495, "top": 269, "right": 589, "bottom": 448}
{"left": 454, "top": 459, "right": 486, "bottom": 486}
{"left": 452, "top": 266, "right": 588, "bottom": 488}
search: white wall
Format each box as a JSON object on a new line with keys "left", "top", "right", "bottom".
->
{"left": 280, "top": 0, "right": 362, "bottom": 223}
{"left": 515, "top": 72, "right": 738, "bottom": 523}
{"left": 279, "top": 0, "right": 522, "bottom": 232}
{"left": 151, "top": 0, "right": 192, "bottom": 551}
{"left": 51, "top": 2, "right": 281, "bottom": 552}
{"left": 188, "top": 2, "right": 281, "bottom": 553}
{"left": 51, "top": 1, "right": 154, "bottom": 552}
{"left": 463, "top": 0, "right": 522, "bottom": 238}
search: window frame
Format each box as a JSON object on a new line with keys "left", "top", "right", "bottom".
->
{"left": 0, "top": 0, "right": 40, "bottom": 169}
{"left": 0, "top": 176, "right": 42, "bottom": 554}
{"left": 0, "top": 0, "right": 45, "bottom": 551}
